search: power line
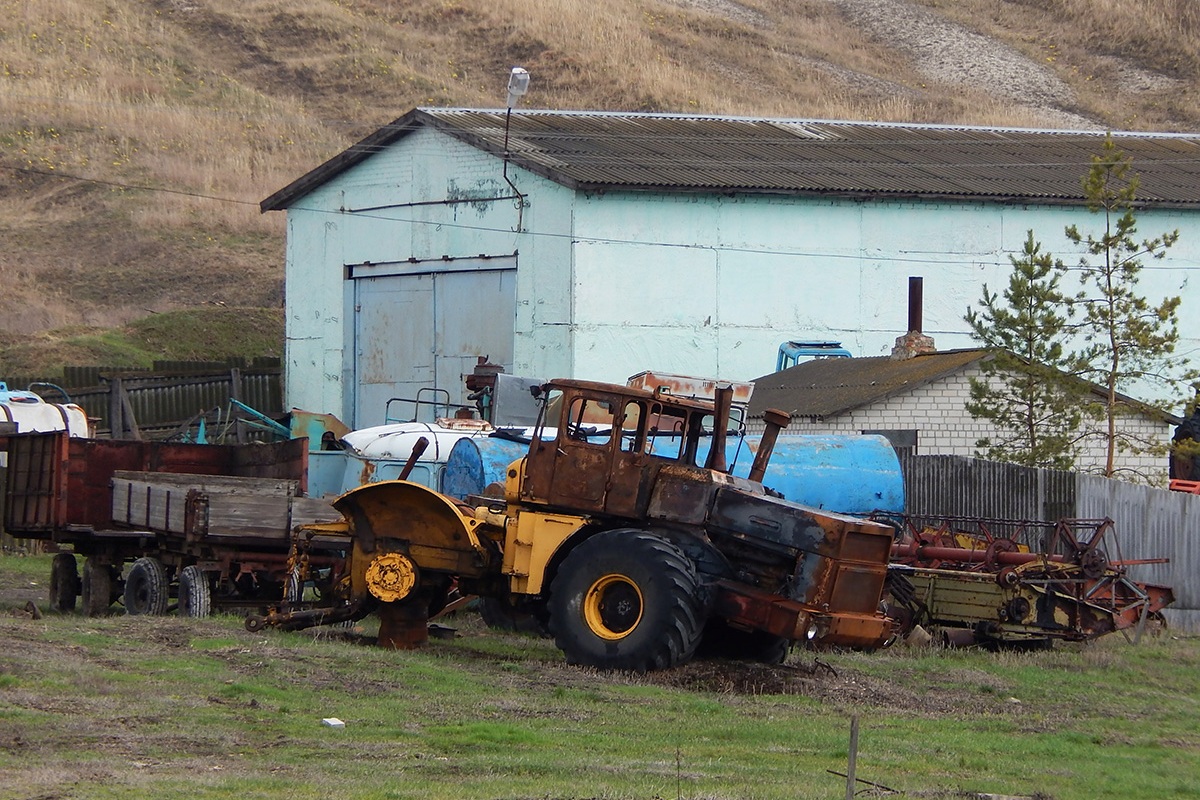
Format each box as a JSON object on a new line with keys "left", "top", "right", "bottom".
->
{"left": 6, "top": 163, "right": 1200, "bottom": 272}
{"left": 6, "top": 164, "right": 260, "bottom": 206}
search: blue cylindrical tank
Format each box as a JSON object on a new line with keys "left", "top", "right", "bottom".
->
{"left": 442, "top": 433, "right": 903, "bottom": 515}
{"left": 734, "top": 435, "right": 904, "bottom": 515}
{"left": 441, "top": 436, "right": 529, "bottom": 499}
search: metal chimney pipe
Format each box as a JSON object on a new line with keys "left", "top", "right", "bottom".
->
{"left": 704, "top": 383, "right": 734, "bottom": 473}
{"left": 908, "top": 276, "right": 923, "bottom": 333}
{"left": 749, "top": 408, "right": 791, "bottom": 483}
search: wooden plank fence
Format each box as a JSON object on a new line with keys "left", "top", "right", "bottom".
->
{"left": 5, "top": 358, "right": 283, "bottom": 440}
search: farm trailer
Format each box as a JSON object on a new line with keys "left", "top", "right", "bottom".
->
{"left": 2, "top": 431, "right": 340, "bottom": 616}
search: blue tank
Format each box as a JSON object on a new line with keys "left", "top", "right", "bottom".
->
{"left": 441, "top": 435, "right": 530, "bottom": 499}
{"left": 442, "top": 433, "right": 903, "bottom": 515}
{"left": 728, "top": 435, "right": 904, "bottom": 515}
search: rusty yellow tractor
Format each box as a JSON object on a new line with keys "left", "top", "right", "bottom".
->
{"left": 247, "top": 379, "right": 897, "bottom": 671}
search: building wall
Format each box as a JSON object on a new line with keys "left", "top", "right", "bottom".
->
{"left": 765, "top": 365, "right": 1171, "bottom": 483}
{"left": 282, "top": 133, "right": 1200, "bottom": 424}
{"left": 568, "top": 190, "right": 1199, "bottom": 410}
{"left": 281, "top": 129, "right": 576, "bottom": 425}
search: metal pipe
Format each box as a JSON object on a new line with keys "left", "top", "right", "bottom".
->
{"left": 892, "top": 542, "right": 1065, "bottom": 566}
{"left": 749, "top": 408, "right": 792, "bottom": 483}
{"left": 398, "top": 437, "right": 430, "bottom": 482}
{"left": 501, "top": 107, "right": 527, "bottom": 231}
{"left": 704, "top": 384, "right": 733, "bottom": 472}
{"left": 908, "top": 276, "right": 923, "bottom": 332}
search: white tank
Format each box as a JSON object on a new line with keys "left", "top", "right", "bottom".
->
{"left": 340, "top": 417, "right": 494, "bottom": 463}
{"left": 0, "top": 385, "right": 91, "bottom": 438}
{"left": 307, "top": 417, "right": 496, "bottom": 497}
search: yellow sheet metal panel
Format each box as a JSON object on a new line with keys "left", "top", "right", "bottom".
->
{"left": 506, "top": 511, "right": 588, "bottom": 595}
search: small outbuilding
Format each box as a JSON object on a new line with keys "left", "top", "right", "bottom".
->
{"left": 746, "top": 344, "right": 1178, "bottom": 482}
{"left": 262, "top": 109, "right": 1200, "bottom": 428}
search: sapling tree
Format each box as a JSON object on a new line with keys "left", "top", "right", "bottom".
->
{"left": 1067, "top": 134, "right": 1187, "bottom": 478}
{"left": 965, "top": 231, "right": 1085, "bottom": 469}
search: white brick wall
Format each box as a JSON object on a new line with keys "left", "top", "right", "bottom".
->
{"left": 754, "top": 364, "right": 1172, "bottom": 483}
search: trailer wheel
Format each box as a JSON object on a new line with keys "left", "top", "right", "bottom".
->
{"left": 124, "top": 557, "right": 169, "bottom": 616}
{"left": 81, "top": 558, "right": 116, "bottom": 617}
{"left": 548, "top": 530, "right": 706, "bottom": 672}
{"left": 49, "top": 553, "right": 80, "bottom": 613}
{"left": 178, "top": 565, "right": 212, "bottom": 618}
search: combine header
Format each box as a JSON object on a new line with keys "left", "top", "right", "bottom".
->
{"left": 883, "top": 514, "right": 1174, "bottom": 647}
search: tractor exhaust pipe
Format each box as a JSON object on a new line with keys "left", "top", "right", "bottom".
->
{"left": 749, "top": 408, "right": 791, "bottom": 483}
{"left": 705, "top": 383, "right": 734, "bottom": 473}
{"left": 398, "top": 437, "right": 430, "bottom": 482}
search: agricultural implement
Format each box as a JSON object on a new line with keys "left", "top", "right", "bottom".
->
{"left": 882, "top": 514, "right": 1174, "bottom": 647}
{"left": 2, "top": 431, "right": 340, "bottom": 616}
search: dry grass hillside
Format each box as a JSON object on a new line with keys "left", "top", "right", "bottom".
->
{"left": 1, "top": 0, "right": 1198, "bottom": 373}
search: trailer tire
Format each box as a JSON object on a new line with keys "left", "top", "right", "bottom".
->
{"left": 178, "top": 565, "right": 212, "bottom": 618}
{"left": 124, "top": 557, "right": 169, "bottom": 616}
{"left": 49, "top": 553, "right": 80, "bottom": 613}
{"left": 283, "top": 566, "right": 304, "bottom": 610}
{"left": 548, "top": 530, "right": 706, "bottom": 672}
{"left": 81, "top": 558, "right": 116, "bottom": 617}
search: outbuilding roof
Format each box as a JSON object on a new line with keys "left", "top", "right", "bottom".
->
{"left": 262, "top": 108, "right": 1200, "bottom": 211}
{"left": 747, "top": 349, "right": 1181, "bottom": 424}
{"left": 748, "top": 349, "right": 991, "bottom": 420}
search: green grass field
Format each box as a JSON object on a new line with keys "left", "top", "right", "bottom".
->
{"left": 1, "top": 553, "right": 1197, "bottom": 800}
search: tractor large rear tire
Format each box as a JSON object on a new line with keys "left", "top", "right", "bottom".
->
{"left": 49, "top": 553, "right": 80, "bottom": 613}
{"left": 178, "top": 565, "right": 212, "bottom": 618}
{"left": 548, "top": 530, "right": 706, "bottom": 672}
{"left": 124, "top": 557, "right": 169, "bottom": 616}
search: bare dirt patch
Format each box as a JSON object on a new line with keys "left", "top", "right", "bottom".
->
{"left": 820, "top": 0, "right": 1094, "bottom": 129}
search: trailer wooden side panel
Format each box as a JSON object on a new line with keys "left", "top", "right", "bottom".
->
{"left": 4, "top": 432, "right": 310, "bottom": 537}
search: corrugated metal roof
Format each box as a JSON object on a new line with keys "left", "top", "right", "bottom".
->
{"left": 262, "top": 108, "right": 1200, "bottom": 211}
{"left": 747, "top": 348, "right": 1180, "bottom": 424}
{"left": 747, "top": 349, "right": 991, "bottom": 419}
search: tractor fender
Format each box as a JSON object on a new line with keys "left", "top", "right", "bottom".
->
{"left": 333, "top": 480, "right": 495, "bottom": 599}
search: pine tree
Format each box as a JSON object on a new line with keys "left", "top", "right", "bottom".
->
{"left": 1066, "top": 134, "right": 1186, "bottom": 478}
{"left": 965, "top": 231, "right": 1084, "bottom": 469}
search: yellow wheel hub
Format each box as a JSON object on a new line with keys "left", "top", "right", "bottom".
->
{"left": 583, "top": 573, "right": 643, "bottom": 640}
{"left": 366, "top": 553, "right": 418, "bottom": 602}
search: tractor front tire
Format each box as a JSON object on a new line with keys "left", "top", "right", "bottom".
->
{"left": 124, "top": 557, "right": 169, "bottom": 616}
{"left": 548, "top": 530, "right": 705, "bottom": 672}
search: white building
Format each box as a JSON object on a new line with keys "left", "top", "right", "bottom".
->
{"left": 261, "top": 109, "right": 1200, "bottom": 428}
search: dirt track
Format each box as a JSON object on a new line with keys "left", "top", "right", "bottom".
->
{"left": 675, "top": 0, "right": 1098, "bottom": 129}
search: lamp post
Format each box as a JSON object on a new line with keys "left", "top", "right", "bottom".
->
{"left": 502, "top": 67, "right": 530, "bottom": 232}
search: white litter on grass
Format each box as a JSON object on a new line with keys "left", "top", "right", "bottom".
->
{"left": 322, "top": 717, "right": 346, "bottom": 728}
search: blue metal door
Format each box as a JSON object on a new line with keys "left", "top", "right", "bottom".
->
{"left": 351, "top": 258, "right": 516, "bottom": 427}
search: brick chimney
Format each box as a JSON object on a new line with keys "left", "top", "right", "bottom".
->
{"left": 890, "top": 277, "right": 936, "bottom": 360}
